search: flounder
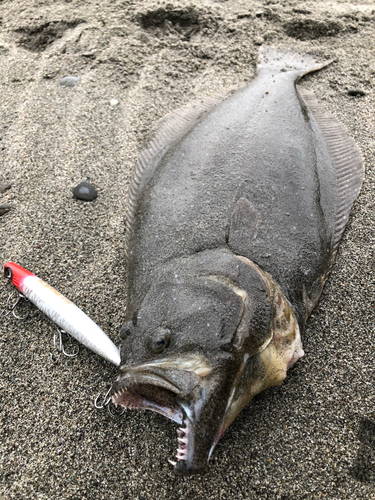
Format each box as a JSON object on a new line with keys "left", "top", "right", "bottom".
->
{"left": 112, "top": 47, "right": 364, "bottom": 474}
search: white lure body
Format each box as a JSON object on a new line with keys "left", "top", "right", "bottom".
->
{"left": 4, "top": 262, "right": 120, "bottom": 366}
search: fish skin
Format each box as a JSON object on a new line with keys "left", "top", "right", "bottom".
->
{"left": 113, "top": 47, "right": 363, "bottom": 474}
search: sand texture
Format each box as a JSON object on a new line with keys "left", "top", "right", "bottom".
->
{"left": 0, "top": 0, "right": 374, "bottom": 498}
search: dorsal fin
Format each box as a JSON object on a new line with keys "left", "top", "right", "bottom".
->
{"left": 296, "top": 85, "right": 364, "bottom": 254}
{"left": 125, "top": 88, "right": 237, "bottom": 256}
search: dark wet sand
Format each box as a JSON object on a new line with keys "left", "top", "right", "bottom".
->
{"left": 0, "top": 0, "right": 374, "bottom": 498}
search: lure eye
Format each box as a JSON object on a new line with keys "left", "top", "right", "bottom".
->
{"left": 4, "top": 267, "right": 12, "bottom": 279}
{"left": 149, "top": 328, "right": 171, "bottom": 354}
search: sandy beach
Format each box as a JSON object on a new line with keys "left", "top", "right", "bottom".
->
{"left": 0, "top": 0, "right": 374, "bottom": 498}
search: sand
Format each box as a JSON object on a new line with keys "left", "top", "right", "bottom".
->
{"left": 0, "top": 0, "right": 374, "bottom": 498}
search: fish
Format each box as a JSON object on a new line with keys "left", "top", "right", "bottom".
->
{"left": 3, "top": 262, "right": 121, "bottom": 366}
{"left": 112, "top": 46, "right": 364, "bottom": 474}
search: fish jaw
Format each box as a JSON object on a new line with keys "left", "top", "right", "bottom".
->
{"left": 172, "top": 377, "right": 231, "bottom": 475}
{"left": 112, "top": 354, "right": 234, "bottom": 475}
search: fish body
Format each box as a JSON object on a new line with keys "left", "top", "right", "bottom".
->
{"left": 3, "top": 262, "right": 121, "bottom": 366}
{"left": 113, "top": 47, "right": 363, "bottom": 474}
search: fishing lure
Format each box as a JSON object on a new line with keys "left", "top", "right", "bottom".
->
{"left": 3, "top": 262, "right": 120, "bottom": 366}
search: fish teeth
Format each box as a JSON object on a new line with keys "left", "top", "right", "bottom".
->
{"left": 113, "top": 388, "right": 127, "bottom": 399}
{"left": 176, "top": 422, "right": 189, "bottom": 461}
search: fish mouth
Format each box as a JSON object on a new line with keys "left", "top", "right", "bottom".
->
{"left": 112, "top": 371, "right": 185, "bottom": 423}
{"left": 112, "top": 355, "right": 222, "bottom": 474}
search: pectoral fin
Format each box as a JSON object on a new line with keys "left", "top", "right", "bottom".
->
{"left": 228, "top": 198, "right": 260, "bottom": 252}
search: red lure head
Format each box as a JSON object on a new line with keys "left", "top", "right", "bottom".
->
{"left": 3, "top": 262, "right": 34, "bottom": 290}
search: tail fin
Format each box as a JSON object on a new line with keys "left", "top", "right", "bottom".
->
{"left": 257, "top": 46, "right": 333, "bottom": 80}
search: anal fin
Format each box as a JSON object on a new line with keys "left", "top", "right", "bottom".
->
{"left": 297, "top": 85, "right": 364, "bottom": 254}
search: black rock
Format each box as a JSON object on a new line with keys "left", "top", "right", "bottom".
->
{"left": 73, "top": 181, "right": 97, "bottom": 201}
{"left": 0, "top": 204, "right": 12, "bottom": 216}
{"left": 0, "top": 182, "right": 11, "bottom": 193}
{"left": 347, "top": 89, "right": 365, "bottom": 97}
{"left": 60, "top": 76, "right": 80, "bottom": 87}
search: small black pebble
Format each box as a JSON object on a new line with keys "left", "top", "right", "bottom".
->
{"left": 347, "top": 89, "right": 365, "bottom": 97}
{"left": 73, "top": 181, "right": 97, "bottom": 201}
{"left": 0, "top": 203, "right": 12, "bottom": 216}
{"left": 60, "top": 76, "right": 80, "bottom": 88}
{"left": 0, "top": 182, "right": 11, "bottom": 193}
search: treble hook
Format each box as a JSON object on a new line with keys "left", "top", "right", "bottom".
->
{"left": 94, "top": 385, "right": 125, "bottom": 416}
{"left": 0, "top": 291, "right": 29, "bottom": 320}
{"left": 51, "top": 327, "right": 79, "bottom": 361}
{"left": 94, "top": 386, "right": 112, "bottom": 409}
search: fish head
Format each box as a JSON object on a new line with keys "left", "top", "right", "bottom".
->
{"left": 113, "top": 267, "right": 275, "bottom": 474}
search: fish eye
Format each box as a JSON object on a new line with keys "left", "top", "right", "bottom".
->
{"left": 149, "top": 328, "right": 171, "bottom": 354}
{"left": 4, "top": 267, "right": 12, "bottom": 279}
